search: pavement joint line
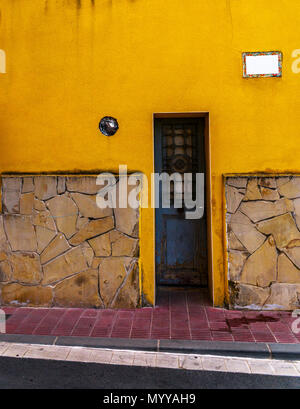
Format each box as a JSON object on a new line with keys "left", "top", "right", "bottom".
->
{"left": 266, "top": 343, "right": 272, "bottom": 359}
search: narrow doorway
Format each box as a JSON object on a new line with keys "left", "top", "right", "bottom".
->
{"left": 154, "top": 117, "right": 208, "bottom": 295}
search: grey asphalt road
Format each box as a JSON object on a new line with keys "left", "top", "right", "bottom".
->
{"left": 0, "top": 356, "right": 299, "bottom": 389}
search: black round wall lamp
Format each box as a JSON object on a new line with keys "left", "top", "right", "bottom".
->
{"left": 99, "top": 116, "right": 119, "bottom": 136}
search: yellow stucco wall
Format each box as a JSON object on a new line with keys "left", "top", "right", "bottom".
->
{"left": 1, "top": 0, "right": 300, "bottom": 306}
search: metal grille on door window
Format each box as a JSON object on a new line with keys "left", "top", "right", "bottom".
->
{"left": 162, "top": 123, "right": 198, "bottom": 204}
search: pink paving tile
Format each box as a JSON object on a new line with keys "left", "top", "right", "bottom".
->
{"left": 212, "top": 331, "right": 234, "bottom": 341}
{"left": 209, "top": 321, "right": 230, "bottom": 331}
{"left": 267, "top": 322, "right": 290, "bottom": 332}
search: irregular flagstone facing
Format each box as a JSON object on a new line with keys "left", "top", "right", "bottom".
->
{"left": 114, "top": 183, "right": 139, "bottom": 237}
{"left": 110, "top": 230, "right": 139, "bottom": 257}
{"left": 227, "top": 231, "right": 247, "bottom": 251}
{"left": 0, "top": 175, "right": 140, "bottom": 308}
{"left": 57, "top": 177, "right": 66, "bottom": 194}
{"left": 42, "top": 246, "right": 88, "bottom": 285}
{"left": 225, "top": 185, "right": 244, "bottom": 213}
{"left": 40, "top": 233, "right": 70, "bottom": 264}
{"left": 234, "top": 283, "right": 270, "bottom": 309}
{"left": 240, "top": 198, "right": 292, "bottom": 223}
{"left": 278, "top": 177, "right": 300, "bottom": 199}
{"left": 230, "top": 211, "right": 265, "bottom": 253}
{"left": 54, "top": 269, "right": 102, "bottom": 308}
{"left": 266, "top": 283, "right": 300, "bottom": 310}
{"left": 3, "top": 190, "right": 20, "bottom": 214}
{"left": 99, "top": 257, "right": 135, "bottom": 307}
{"left": 293, "top": 198, "right": 300, "bottom": 231}
{"left": 283, "top": 246, "right": 300, "bottom": 270}
{"left": 33, "top": 209, "right": 56, "bottom": 231}
{"left": 227, "top": 177, "right": 248, "bottom": 188}
{"left": 0, "top": 215, "right": 10, "bottom": 258}
{"left": 34, "top": 176, "right": 57, "bottom": 200}
{"left": 9, "top": 252, "right": 42, "bottom": 284}
{"left": 20, "top": 193, "right": 35, "bottom": 215}
{"left": 226, "top": 176, "right": 300, "bottom": 310}
{"left": 66, "top": 176, "right": 100, "bottom": 194}
{"left": 228, "top": 251, "right": 249, "bottom": 281}
{"left": 278, "top": 253, "right": 300, "bottom": 284}
{"left": 4, "top": 215, "right": 37, "bottom": 252}
{"left": 46, "top": 194, "right": 78, "bottom": 238}
{"left": 111, "top": 260, "right": 139, "bottom": 308}
{"left": 243, "top": 178, "right": 262, "bottom": 201}
{"left": 88, "top": 232, "right": 111, "bottom": 257}
{"left": 70, "top": 193, "right": 112, "bottom": 219}
{"left": 22, "top": 177, "right": 34, "bottom": 193}
{"left": 260, "top": 187, "right": 280, "bottom": 201}
{"left": 0, "top": 283, "right": 53, "bottom": 307}
{"left": 35, "top": 226, "right": 56, "bottom": 254}
{"left": 258, "top": 177, "right": 277, "bottom": 189}
{"left": 0, "top": 260, "right": 12, "bottom": 282}
{"left": 257, "top": 213, "right": 300, "bottom": 249}
{"left": 239, "top": 236, "right": 277, "bottom": 287}
{"left": 69, "top": 216, "right": 114, "bottom": 246}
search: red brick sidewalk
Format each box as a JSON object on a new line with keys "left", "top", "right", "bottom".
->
{"left": 2, "top": 289, "right": 299, "bottom": 343}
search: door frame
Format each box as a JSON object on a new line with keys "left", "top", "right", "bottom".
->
{"left": 152, "top": 112, "right": 213, "bottom": 304}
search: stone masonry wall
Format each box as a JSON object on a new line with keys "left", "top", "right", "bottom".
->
{"left": 226, "top": 176, "right": 300, "bottom": 310}
{"left": 0, "top": 176, "right": 140, "bottom": 308}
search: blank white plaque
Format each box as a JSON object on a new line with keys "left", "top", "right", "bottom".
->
{"left": 243, "top": 52, "right": 282, "bottom": 78}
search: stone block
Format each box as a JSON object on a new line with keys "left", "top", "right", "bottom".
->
{"left": 227, "top": 177, "right": 248, "bottom": 188}
{"left": 47, "top": 194, "right": 78, "bottom": 238}
{"left": 258, "top": 177, "right": 277, "bottom": 189}
{"left": 34, "top": 176, "right": 57, "bottom": 200}
{"left": 111, "top": 260, "right": 139, "bottom": 308}
{"left": 35, "top": 226, "right": 56, "bottom": 254}
{"left": 266, "top": 283, "right": 300, "bottom": 310}
{"left": 40, "top": 233, "right": 70, "bottom": 264}
{"left": 0, "top": 283, "right": 52, "bottom": 307}
{"left": 228, "top": 251, "right": 249, "bottom": 281}
{"left": 240, "top": 199, "right": 292, "bottom": 222}
{"left": 3, "top": 190, "right": 20, "bottom": 213}
{"left": 33, "top": 210, "right": 56, "bottom": 231}
{"left": 88, "top": 233, "right": 111, "bottom": 257}
{"left": 22, "top": 177, "right": 34, "bottom": 193}
{"left": 230, "top": 211, "right": 265, "bottom": 253}
{"left": 239, "top": 236, "right": 277, "bottom": 287}
{"left": 243, "top": 178, "right": 262, "bottom": 201}
{"left": 53, "top": 269, "right": 102, "bottom": 308}
{"left": 225, "top": 185, "right": 244, "bottom": 213}
{"left": 278, "top": 177, "right": 300, "bottom": 199}
{"left": 9, "top": 252, "right": 42, "bottom": 284}
{"left": 0, "top": 260, "right": 12, "bottom": 282}
{"left": 110, "top": 230, "right": 139, "bottom": 257}
{"left": 260, "top": 187, "right": 280, "bottom": 201}
{"left": 278, "top": 253, "right": 300, "bottom": 283}
{"left": 71, "top": 193, "right": 112, "bottom": 219}
{"left": 69, "top": 216, "right": 114, "bottom": 246}
{"left": 257, "top": 213, "right": 300, "bottom": 250}
{"left": 42, "top": 246, "right": 88, "bottom": 285}
{"left": 4, "top": 215, "right": 37, "bottom": 252}
{"left": 99, "top": 257, "right": 134, "bottom": 307}
{"left": 234, "top": 283, "right": 270, "bottom": 308}
{"left": 57, "top": 177, "right": 66, "bottom": 194}
{"left": 66, "top": 176, "right": 100, "bottom": 194}
{"left": 20, "top": 193, "right": 35, "bottom": 215}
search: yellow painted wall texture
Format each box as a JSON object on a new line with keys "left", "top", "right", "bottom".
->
{"left": 1, "top": 0, "right": 300, "bottom": 306}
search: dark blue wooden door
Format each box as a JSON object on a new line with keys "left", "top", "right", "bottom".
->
{"left": 155, "top": 118, "right": 207, "bottom": 286}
